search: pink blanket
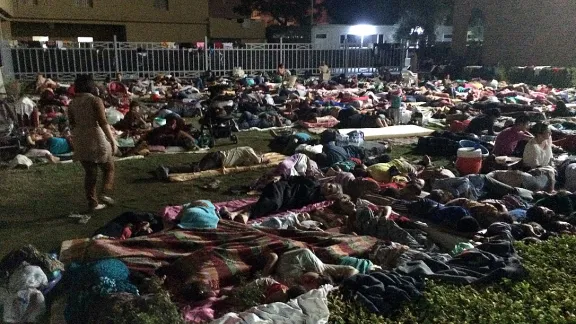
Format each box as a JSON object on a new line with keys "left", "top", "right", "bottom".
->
{"left": 161, "top": 198, "right": 334, "bottom": 224}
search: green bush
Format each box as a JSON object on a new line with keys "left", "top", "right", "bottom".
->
{"left": 328, "top": 236, "right": 576, "bottom": 323}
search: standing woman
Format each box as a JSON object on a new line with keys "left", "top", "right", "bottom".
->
{"left": 68, "top": 74, "right": 118, "bottom": 211}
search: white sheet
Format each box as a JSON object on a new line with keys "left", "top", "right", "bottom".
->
{"left": 210, "top": 285, "right": 334, "bottom": 324}
{"left": 338, "top": 125, "right": 435, "bottom": 140}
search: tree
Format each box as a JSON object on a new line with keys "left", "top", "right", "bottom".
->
{"left": 394, "top": 0, "right": 454, "bottom": 42}
{"left": 234, "top": 0, "right": 316, "bottom": 26}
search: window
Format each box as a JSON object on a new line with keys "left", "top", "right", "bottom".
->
{"left": 153, "top": 0, "right": 169, "bottom": 10}
{"left": 75, "top": 0, "right": 93, "bottom": 7}
{"left": 32, "top": 36, "right": 49, "bottom": 42}
{"left": 315, "top": 34, "right": 326, "bottom": 39}
{"left": 78, "top": 37, "right": 93, "bottom": 43}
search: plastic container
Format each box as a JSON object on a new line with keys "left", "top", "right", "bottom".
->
{"left": 153, "top": 117, "right": 166, "bottom": 128}
{"left": 456, "top": 147, "right": 483, "bottom": 175}
{"left": 347, "top": 130, "right": 365, "bottom": 146}
{"left": 459, "top": 140, "right": 489, "bottom": 157}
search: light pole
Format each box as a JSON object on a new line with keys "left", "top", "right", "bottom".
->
{"left": 311, "top": 0, "right": 314, "bottom": 26}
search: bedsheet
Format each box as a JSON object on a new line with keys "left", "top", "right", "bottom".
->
{"left": 59, "top": 221, "right": 377, "bottom": 289}
{"left": 161, "top": 199, "right": 334, "bottom": 223}
{"left": 210, "top": 285, "right": 334, "bottom": 324}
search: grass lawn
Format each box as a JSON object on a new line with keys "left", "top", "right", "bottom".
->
{"left": 0, "top": 130, "right": 426, "bottom": 257}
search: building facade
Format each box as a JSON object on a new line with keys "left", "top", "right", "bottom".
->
{"left": 312, "top": 24, "right": 453, "bottom": 48}
{"left": 452, "top": 0, "right": 576, "bottom": 66}
{"left": 0, "top": 0, "right": 265, "bottom": 43}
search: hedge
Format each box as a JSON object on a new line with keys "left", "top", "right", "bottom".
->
{"left": 459, "top": 66, "right": 576, "bottom": 88}
{"left": 328, "top": 236, "right": 576, "bottom": 323}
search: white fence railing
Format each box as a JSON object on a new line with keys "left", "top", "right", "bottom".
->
{"left": 0, "top": 41, "right": 407, "bottom": 81}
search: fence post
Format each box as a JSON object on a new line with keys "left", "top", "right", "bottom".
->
{"left": 0, "top": 40, "right": 14, "bottom": 82}
{"left": 344, "top": 38, "right": 349, "bottom": 77}
{"left": 204, "top": 36, "right": 209, "bottom": 72}
{"left": 279, "top": 37, "right": 284, "bottom": 65}
{"left": 113, "top": 35, "right": 119, "bottom": 76}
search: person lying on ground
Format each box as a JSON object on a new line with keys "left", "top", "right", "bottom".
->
{"left": 329, "top": 107, "right": 388, "bottom": 129}
{"left": 24, "top": 128, "right": 63, "bottom": 163}
{"left": 525, "top": 205, "right": 576, "bottom": 234}
{"left": 237, "top": 111, "right": 289, "bottom": 130}
{"left": 221, "top": 176, "right": 343, "bottom": 224}
{"left": 163, "top": 200, "right": 219, "bottom": 230}
{"left": 252, "top": 153, "right": 322, "bottom": 190}
{"left": 269, "top": 129, "right": 314, "bottom": 155}
{"left": 465, "top": 107, "right": 501, "bottom": 136}
{"left": 363, "top": 195, "right": 484, "bottom": 234}
{"left": 154, "top": 146, "right": 268, "bottom": 180}
{"left": 262, "top": 248, "right": 358, "bottom": 290}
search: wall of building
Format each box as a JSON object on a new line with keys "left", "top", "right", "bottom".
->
{"left": 11, "top": 22, "right": 125, "bottom": 41}
{"left": 209, "top": 0, "right": 241, "bottom": 19}
{"left": 209, "top": 18, "right": 265, "bottom": 42}
{"left": 453, "top": 0, "right": 576, "bottom": 66}
{"left": 0, "top": 0, "right": 13, "bottom": 17}
{"left": 125, "top": 22, "right": 206, "bottom": 43}
{"left": 10, "top": 0, "right": 208, "bottom": 25}
{"left": 312, "top": 24, "right": 453, "bottom": 48}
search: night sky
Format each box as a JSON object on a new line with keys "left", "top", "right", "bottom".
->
{"left": 324, "top": 0, "right": 402, "bottom": 25}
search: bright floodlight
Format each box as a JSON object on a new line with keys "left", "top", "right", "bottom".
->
{"left": 348, "top": 24, "right": 377, "bottom": 36}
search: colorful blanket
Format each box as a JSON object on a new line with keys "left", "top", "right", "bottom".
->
{"left": 59, "top": 221, "right": 377, "bottom": 291}
{"left": 161, "top": 199, "right": 334, "bottom": 223}
{"left": 298, "top": 116, "right": 340, "bottom": 129}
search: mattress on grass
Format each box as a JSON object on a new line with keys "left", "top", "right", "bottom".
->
{"left": 168, "top": 152, "right": 286, "bottom": 182}
{"left": 338, "top": 125, "right": 434, "bottom": 140}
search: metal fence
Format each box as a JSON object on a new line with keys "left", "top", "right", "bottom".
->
{"left": 0, "top": 40, "right": 407, "bottom": 81}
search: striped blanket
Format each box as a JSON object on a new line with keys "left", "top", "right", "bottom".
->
{"left": 59, "top": 220, "right": 377, "bottom": 290}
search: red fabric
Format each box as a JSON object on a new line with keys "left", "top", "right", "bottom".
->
{"left": 450, "top": 120, "right": 470, "bottom": 133}
{"left": 350, "top": 158, "right": 362, "bottom": 165}
{"left": 120, "top": 227, "right": 132, "bottom": 240}
{"left": 67, "top": 85, "right": 75, "bottom": 97}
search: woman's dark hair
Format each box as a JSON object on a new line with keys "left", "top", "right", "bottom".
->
{"left": 486, "top": 108, "right": 501, "bottom": 118}
{"left": 74, "top": 74, "right": 96, "bottom": 94}
{"left": 526, "top": 206, "right": 554, "bottom": 224}
{"left": 317, "top": 273, "right": 334, "bottom": 286}
{"left": 130, "top": 101, "right": 140, "bottom": 109}
{"left": 286, "top": 285, "right": 307, "bottom": 300}
{"left": 514, "top": 114, "right": 531, "bottom": 125}
{"left": 531, "top": 122, "right": 549, "bottom": 135}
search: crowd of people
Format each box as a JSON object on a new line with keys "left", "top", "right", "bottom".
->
{"left": 4, "top": 64, "right": 576, "bottom": 323}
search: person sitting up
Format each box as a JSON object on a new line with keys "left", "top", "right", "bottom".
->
{"left": 222, "top": 177, "right": 343, "bottom": 224}
{"left": 154, "top": 146, "right": 267, "bottom": 180}
{"left": 493, "top": 114, "right": 533, "bottom": 156}
{"left": 522, "top": 123, "right": 556, "bottom": 192}
{"left": 133, "top": 113, "right": 196, "bottom": 151}
{"left": 262, "top": 248, "right": 358, "bottom": 289}
{"left": 465, "top": 108, "right": 501, "bottom": 136}
{"left": 114, "top": 101, "right": 148, "bottom": 133}
{"left": 276, "top": 63, "right": 291, "bottom": 82}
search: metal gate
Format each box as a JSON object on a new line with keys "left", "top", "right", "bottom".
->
{"left": 2, "top": 40, "right": 406, "bottom": 81}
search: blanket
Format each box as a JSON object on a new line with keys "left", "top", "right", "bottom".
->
{"left": 210, "top": 285, "right": 334, "bottom": 324}
{"left": 59, "top": 221, "right": 378, "bottom": 291}
{"left": 298, "top": 116, "right": 340, "bottom": 129}
{"left": 161, "top": 199, "right": 334, "bottom": 223}
{"left": 168, "top": 153, "right": 286, "bottom": 182}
